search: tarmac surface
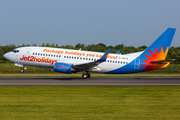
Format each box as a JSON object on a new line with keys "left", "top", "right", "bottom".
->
{"left": 0, "top": 77, "right": 180, "bottom": 86}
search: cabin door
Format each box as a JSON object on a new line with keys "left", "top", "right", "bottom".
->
{"left": 25, "top": 49, "right": 31, "bottom": 56}
{"left": 134, "top": 59, "right": 140, "bottom": 69}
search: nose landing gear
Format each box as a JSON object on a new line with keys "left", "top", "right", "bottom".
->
{"left": 20, "top": 68, "right": 24, "bottom": 73}
{"left": 20, "top": 66, "right": 24, "bottom": 73}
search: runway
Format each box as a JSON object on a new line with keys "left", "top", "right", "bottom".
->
{"left": 0, "top": 77, "right": 180, "bottom": 86}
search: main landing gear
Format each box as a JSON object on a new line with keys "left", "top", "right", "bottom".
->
{"left": 82, "top": 72, "right": 90, "bottom": 79}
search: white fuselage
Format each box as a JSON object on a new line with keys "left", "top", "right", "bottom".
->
{"left": 4, "top": 46, "right": 143, "bottom": 73}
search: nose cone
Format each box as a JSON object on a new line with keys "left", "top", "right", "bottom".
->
{"left": 3, "top": 53, "right": 7, "bottom": 59}
{"left": 3, "top": 53, "right": 10, "bottom": 61}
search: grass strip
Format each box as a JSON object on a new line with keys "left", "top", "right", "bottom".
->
{"left": 0, "top": 86, "right": 180, "bottom": 120}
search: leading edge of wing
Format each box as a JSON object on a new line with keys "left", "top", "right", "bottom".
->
{"left": 73, "top": 49, "right": 111, "bottom": 70}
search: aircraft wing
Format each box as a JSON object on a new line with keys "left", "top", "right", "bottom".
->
{"left": 151, "top": 59, "right": 176, "bottom": 63}
{"left": 73, "top": 49, "right": 111, "bottom": 70}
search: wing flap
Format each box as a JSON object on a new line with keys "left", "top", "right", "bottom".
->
{"left": 73, "top": 49, "right": 111, "bottom": 70}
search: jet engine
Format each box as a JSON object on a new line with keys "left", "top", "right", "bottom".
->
{"left": 54, "top": 63, "right": 74, "bottom": 74}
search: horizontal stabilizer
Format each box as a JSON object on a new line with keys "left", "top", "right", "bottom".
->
{"left": 151, "top": 59, "right": 176, "bottom": 63}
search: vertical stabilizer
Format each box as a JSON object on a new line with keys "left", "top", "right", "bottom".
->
{"left": 138, "top": 28, "right": 176, "bottom": 71}
{"left": 105, "top": 28, "right": 176, "bottom": 74}
{"left": 139, "top": 28, "right": 176, "bottom": 61}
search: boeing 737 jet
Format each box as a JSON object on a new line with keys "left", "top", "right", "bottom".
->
{"left": 4, "top": 28, "right": 176, "bottom": 78}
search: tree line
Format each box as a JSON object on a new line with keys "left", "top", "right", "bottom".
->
{"left": 0, "top": 43, "right": 180, "bottom": 63}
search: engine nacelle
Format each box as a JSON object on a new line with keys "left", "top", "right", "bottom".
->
{"left": 54, "top": 63, "right": 72, "bottom": 74}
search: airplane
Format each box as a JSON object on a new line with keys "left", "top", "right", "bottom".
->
{"left": 3, "top": 28, "right": 176, "bottom": 79}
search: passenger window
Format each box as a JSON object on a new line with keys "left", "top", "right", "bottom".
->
{"left": 51, "top": 54, "right": 53, "bottom": 57}
{"left": 77, "top": 57, "right": 79, "bottom": 59}
{"left": 38, "top": 53, "right": 40, "bottom": 55}
{"left": 74, "top": 57, "right": 76, "bottom": 59}
{"left": 123, "top": 62, "right": 125, "bottom": 64}
{"left": 126, "top": 62, "right": 128, "bottom": 64}
{"left": 54, "top": 55, "right": 56, "bottom": 57}
{"left": 43, "top": 54, "right": 45, "bottom": 56}
{"left": 64, "top": 56, "right": 66, "bottom": 58}
{"left": 67, "top": 56, "right": 68, "bottom": 58}
{"left": 41, "top": 54, "right": 42, "bottom": 56}
{"left": 59, "top": 55, "right": 61, "bottom": 57}
{"left": 69, "top": 56, "right": 71, "bottom": 58}
{"left": 35, "top": 53, "right": 37, "bottom": 55}
{"left": 33, "top": 53, "right": 34, "bottom": 55}
{"left": 80, "top": 57, "right": 82, "bottom": 60}
{"left": 83, "top": 58, "right": 85, "bottom": 60}
{"left": 86, "top": 58, "right": 88, "bottom": 60}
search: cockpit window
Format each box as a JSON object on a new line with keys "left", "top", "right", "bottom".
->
{"left": 12, "top": 50, "right": 19, "bottom": 53}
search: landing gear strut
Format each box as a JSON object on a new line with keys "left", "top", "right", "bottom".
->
{"left": 20, "top": 66, "right": 24, "bottom": 73}
{"left": 82, "top": 71, "right": 90, "bottom": 79}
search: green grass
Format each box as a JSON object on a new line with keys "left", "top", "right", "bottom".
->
{"left": 0, "top": 86, "right": 180, "bottom": 119}
{"left": 0, "top": 63, "right": 53, "bottom": 73}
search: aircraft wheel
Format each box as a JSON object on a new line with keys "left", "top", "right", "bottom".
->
{"left": 87, "top": 73, "right": 90, "bottom": 78}
{"left": 82, "top": 74, "right": 87, "bottom": 79}
{"left": 20, "top": 69, "right": 24, "bottom": 73}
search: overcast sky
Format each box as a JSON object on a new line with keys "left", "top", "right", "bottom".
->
{"left": 0, "top": 0, "right": 180, "bottom": 47}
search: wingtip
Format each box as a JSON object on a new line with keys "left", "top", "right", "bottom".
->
{"left": 167, "top": 28, "right": 176, "bottom": 31}
{"left": 98, "top": 49, "right": 111, "bottom": 62}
